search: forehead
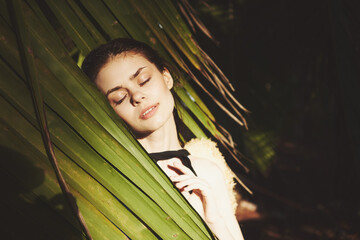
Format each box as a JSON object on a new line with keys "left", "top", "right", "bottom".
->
{"left": 95, "top": 53, "right": 153, "bottom": 92}
{"left": 104, "top": 53, "right": 151, "bottom": 75}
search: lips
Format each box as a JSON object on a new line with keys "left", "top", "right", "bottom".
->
{"left": 140, "top": 103, "right": 159, "bottom": 120}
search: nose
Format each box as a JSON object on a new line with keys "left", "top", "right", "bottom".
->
{"left": 130, "top": 90, "right": 145, "bottom": 105}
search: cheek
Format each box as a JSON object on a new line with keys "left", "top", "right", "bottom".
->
{"left": 164, "top": 90, "right": 175, "bottom": 108}
{"left": 113, "top": 105, "right": 134, "bottom": 123}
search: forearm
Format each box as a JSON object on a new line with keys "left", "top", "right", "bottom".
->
{"left": 206, "top": 216, "right": 244, "bottom": 240}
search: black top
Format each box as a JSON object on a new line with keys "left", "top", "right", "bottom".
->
{"left": 149, "top": 149, "right": 197, "bottom": 176}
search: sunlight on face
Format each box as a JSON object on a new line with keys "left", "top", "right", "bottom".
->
{"left": 95, "top": 53, "right": 175, "bottom": 135}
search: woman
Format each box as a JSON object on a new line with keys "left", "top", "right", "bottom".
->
{"left": 82, "top": 38, "right": 244, "bottom": 240}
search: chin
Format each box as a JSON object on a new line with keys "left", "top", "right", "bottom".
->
{"left": 134, "top": 115, "right": 173, "bottom": 137}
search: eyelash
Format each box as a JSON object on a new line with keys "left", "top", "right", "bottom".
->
{"left": 113, "top": 77, "right": 151, "bottom": 106}
{"left": 114, "top": 95, "right": 126, "bottom": 106}
{"left": 140, "top": 77, "right": 151, "bottom": 86}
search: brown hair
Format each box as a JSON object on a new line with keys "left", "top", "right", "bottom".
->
{"left": 82, "top": 38, "right": 169, "bottom": 82}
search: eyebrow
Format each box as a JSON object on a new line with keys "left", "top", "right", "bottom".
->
{"left": 130, "top": 66, "right": 146, "bottom": 80}
{"left": 105, "top": 66, "right": 146, "bottom": 97}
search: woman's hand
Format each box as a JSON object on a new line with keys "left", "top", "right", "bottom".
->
{"left": 169, "top": 162, "right": 222, "bottom": 224}
{"left": 169, "top": 159, "right": 244, "bottom": 240}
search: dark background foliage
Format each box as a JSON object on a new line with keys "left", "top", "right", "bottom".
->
{"left": 192, "top": 0, "right": 360, "bottom": 239}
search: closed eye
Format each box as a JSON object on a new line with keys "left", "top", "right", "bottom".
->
{"left": 113, "top": 94, "right": 127, "bottom": 106}
{"left": 139, "top": 77, "right": 151, "bottom": 86}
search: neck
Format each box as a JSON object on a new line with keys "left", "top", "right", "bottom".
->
{"left": 137, "top": 115, "right": 182, "bottom": 153}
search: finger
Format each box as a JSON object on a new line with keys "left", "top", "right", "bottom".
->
{"left": 183, "top": 183, "right": 211, "bottom": 197}
{"left": 175, "top": 178, "right": 208, "bottom": 191}
{"left": 180, "top": 189, "right": 191, "bottom": 199}
{"left": 174, "top": 181, "right": 192, "bottom": 195}
{"left": 170, "top": 174, "right": 195, "bottom": 182}
{"left": 172, "top": 162, "right": 195, "bottom": 176}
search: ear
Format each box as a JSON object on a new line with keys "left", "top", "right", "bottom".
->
{"left": 162, "top": 68, "right": 174, "bottom": 89}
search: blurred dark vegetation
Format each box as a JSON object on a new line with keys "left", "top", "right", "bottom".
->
{"left": 191, "top": 0, "right": 360, "bottom": 239}
{"left": 0, "top": 147, "right": 82, "bottom": 239}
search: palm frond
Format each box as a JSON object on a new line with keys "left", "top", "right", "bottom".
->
{"left": 0, "top": 0, "right": 248, "bottom": 237}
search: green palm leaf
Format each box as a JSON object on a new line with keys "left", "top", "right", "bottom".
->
{"left": 1, "top": 0, "right": 247, "bottom": 238}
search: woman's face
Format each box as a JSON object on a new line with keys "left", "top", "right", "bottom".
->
{"left": 95, "top": 53, "right": 175, "bottom": 136}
